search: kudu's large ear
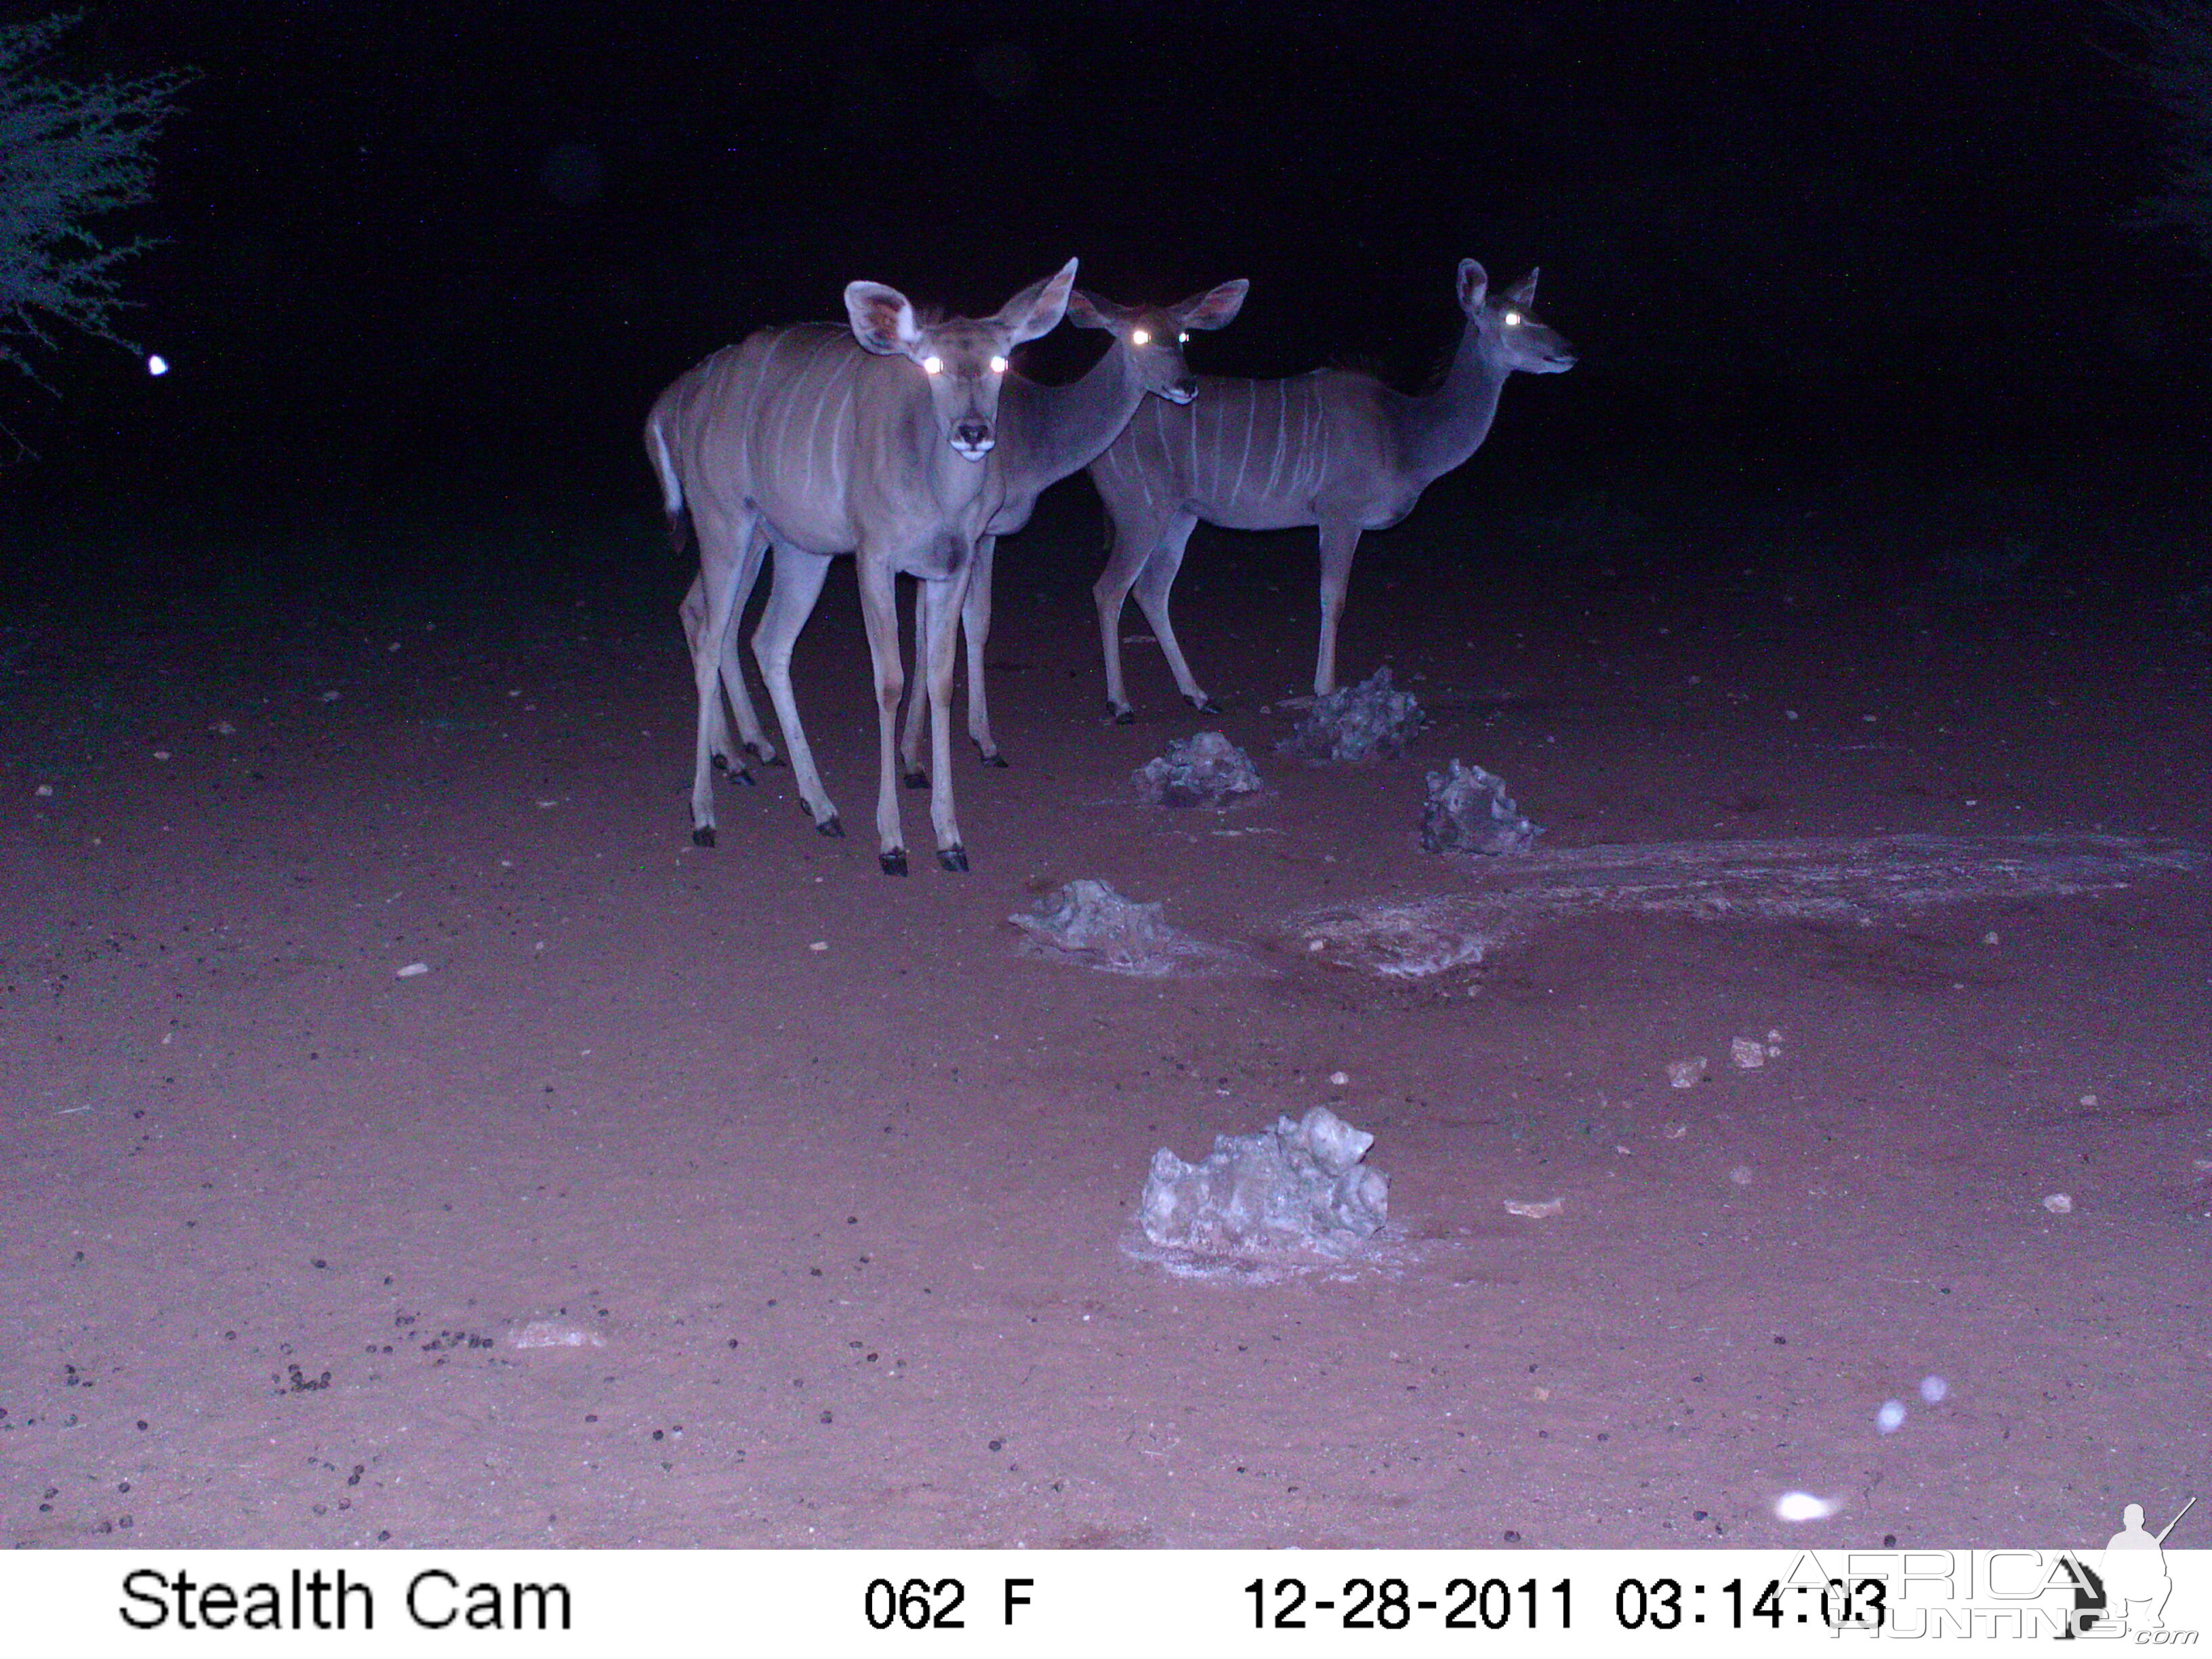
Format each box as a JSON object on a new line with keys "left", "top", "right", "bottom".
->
{"left": 1502, "top": 268, "right": 1539, "bottom": 308}
{"left": 996, "top": 258, "right": 1080, "bottom": 345}
{"left": 1066, "top": 288, "right": 1121, "bottom": 331}
{"left": 1174, "top": 278, "right": 1249, "bottom": 331}
{"left": 1456, "top": 258, "right": 1489, "bottom": 314}
{"left": 845, "top": 281, "right": 921, "bottom": 356}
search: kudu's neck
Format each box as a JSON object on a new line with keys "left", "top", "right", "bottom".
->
{"left": 1008, "top": 343, "right": 1146, "bottom": 490}
{"left": 1391, "top": 317, "right": 1509, "bottom": 483}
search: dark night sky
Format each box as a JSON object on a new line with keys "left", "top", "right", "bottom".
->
{"left": 6, "top": 0, "right": 2204, "bottom": 557}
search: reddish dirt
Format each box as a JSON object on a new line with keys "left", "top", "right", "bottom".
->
{"left": 3, "top": 481, "right": 2207, "bottom": 1551}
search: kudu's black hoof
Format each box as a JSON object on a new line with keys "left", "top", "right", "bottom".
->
{"left": 745, "top": 743, "right": 782, "bottom": 767}
{"left": 979, "top": 752, "right": 1008, "bottom": 769}
{"left": 1111, "top": 706, "right": 1136, "bottom": 725}
{"left": 937, "top": 844, "right": 970, "bottom": 873}
{"left": 880, "top": 849, "right": 909, "bottom": 876}
{"left": 816, "top": 813, "right": 844, "bottom": 840}
{"left": 713, "top": 755, "right": 756, "bottom": 786}
{"left": 1188, "top": 695, "right": 1223, "bottom": 716}
{"left": 691, "top": 825, "right": 716, "bottom": 848}
{"left": 901, "top": 769, "right": 929, "bottom": 791}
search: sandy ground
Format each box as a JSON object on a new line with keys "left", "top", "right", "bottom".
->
{"left": 3, "top": 478, "right": 2207, "bottom": 1551}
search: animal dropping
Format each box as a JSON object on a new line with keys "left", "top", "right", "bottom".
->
{"left": 1012, "top": 879, "right": 1229, "bottom": 976}
{"left": 1132, "top": 731, "right": 1263, "bottom": 806}
{"left": 1279, "top": 665, "right": 1426, "bottom": 762}
{"left": 1141, "top": 1106, "right": 1389, "bottom": 1255}
{"left": 1421, "top": 758, "right": 1539, "bottom": 853}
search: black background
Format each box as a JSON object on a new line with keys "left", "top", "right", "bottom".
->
{"left": 5, "top": 0, "right": 2205, "bottom": 595}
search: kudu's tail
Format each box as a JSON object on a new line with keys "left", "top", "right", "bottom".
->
{"left": 645, "top": 411, "right": 691, "bottom": 553}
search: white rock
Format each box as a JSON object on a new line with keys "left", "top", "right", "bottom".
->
{"left": 1504, "top": 1197, "right": 1565, "bottom": 1219}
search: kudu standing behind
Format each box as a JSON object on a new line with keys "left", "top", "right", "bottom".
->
{"left": 893, "top": 279, "right": 1249, "bottom": 779}
{"left": 1086, "top": 260, "right": 1575, "bottom": 719}
{"left": 647, "top": 262, "right": 1078, "bottom": 874}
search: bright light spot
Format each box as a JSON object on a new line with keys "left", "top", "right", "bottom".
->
{"left": 1504, "top": 312, "right": 1522, "bottom": 327}
{"left": 1919, "top": 1375, "right": 1949, "bottom": 1404}
{"left": 1179, "top": 331, "right": 1189, "bottom": 343}
{"left": 1131, "top": 329, "right": 1150, "bottom": 346}
{"left": 1877, "top": 1400, "right": 1907, "bottom": 1434}
{"left": 922, "top": 355, "right": 943, "bottom": 375}
{"left": 146, "top": 354, "right": 168, "bottom": 376}
{"left": 1774, "top": 1492, "right": 1839, "bottom": 1522}
{"left": 989, "top": 354, "right": 1008, "bottom": 373}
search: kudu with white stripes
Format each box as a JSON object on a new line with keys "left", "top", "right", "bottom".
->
{"left": 647, "top": 261, "right": 1078, "bottom": 873}
{"left": 1087, "top": 260, "right": 1574, "bottom": 718}
{"left": 893, "top": 278, "right": 1249, "bottom": 779}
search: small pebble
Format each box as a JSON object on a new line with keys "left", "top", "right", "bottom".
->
{"left": 2042, "top": 1193, "right": 2073, "bottom": 1214}
{"left": 1877, "top": 1400, "right": 1906, "bottom": 1434}
{"left": 1919, "top": 1376, "right": 1948, "bottom": 1404}
{"left": 1328, "top": 1071, "right": 1348, "bottom": 1086}
{"left": 396, "top": 962, "right": 430, "bottom": 979}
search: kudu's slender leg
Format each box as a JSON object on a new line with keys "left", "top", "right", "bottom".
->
{"left": 713, "top": 562, "right": 777, "bottom": 766}
{"left": 898, "top": 532, "right": 1006, "bottom": 785}
{"left": 1093, "top": 507, "right": 1179, "bottom": 721}
{"left": 752, "top": 544, "right": 844, "bottom": 841}
{"left": 687, "top": 516, "right": 763, "bottom": 844}
{"left": 853, "top": 550, "right": 913, "bottom": 874}
{"left": 959, "top": 533, "right": 1004, "bottom": 766}
{"left": 679, "top": 559, "right": 777, "bottom": 776}
{"left": 1313, "top": 516, "right": 1365, "bottom": 697}
{"left": 918, "top": 569, "right": 971, "bottom": 868}
{"left": 1127, "top": 514, "right": 1216, "bottom": 712}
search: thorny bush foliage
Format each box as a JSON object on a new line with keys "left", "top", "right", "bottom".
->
{"left": 0, "top": 12, "right": 185, "bottom": 380}
{"left": 2118, "top": 1, "right": 2212, "bottom": 259}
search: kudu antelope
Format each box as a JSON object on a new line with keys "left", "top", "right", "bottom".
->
{"left": 647, "top": 262, "right": 1078, "bottom": 874}
{"left": 893, "top": 279, "right": 1249, "bottom": 779}
{"left": 1087, "top": 260, "right": 1574, "bottom": 718}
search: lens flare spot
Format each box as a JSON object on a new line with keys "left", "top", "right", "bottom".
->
{"left": 146, "top": 354, "right": 169, "bottom": 376}
{"left": 1774, "top": 1492, "right": 1841, "bottom": 1522}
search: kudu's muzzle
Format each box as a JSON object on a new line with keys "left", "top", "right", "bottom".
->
{"left": 951, "top": 414, "right": 994, "bottom": 459}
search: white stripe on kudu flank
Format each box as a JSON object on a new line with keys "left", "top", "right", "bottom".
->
{"left": 1234, "top": 388, "right": 1256, "bottom": 497}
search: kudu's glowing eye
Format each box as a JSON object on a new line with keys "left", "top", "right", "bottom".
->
{"left": 922, "top": 355, "right": 943, "bottom": 375}
{"left": 1130, "top": 328, "right": 1151, "bottom": 346}
{"left": 1179, "top": 331, "right": 1190, "bottom": 344}
{"left": 1504, "top": 312, "right": 1522, "bottom": 327}
{"left": 989, "top": 355, "right": 1008, "bottom": 373}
